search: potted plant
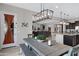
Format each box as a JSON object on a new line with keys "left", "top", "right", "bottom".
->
{"left": 36, "top": 34, "right": 46, "bottom": 42}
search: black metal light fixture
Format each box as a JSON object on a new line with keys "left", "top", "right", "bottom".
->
{"left": 33, "top": 3, "right": 54, "bottom": 23}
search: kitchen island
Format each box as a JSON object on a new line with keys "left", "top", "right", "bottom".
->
{"left": 54, "top": 32, "right": 79, "bottom": 46}
{"left": 23, "top": 38, "right": 71, "bottom": 56}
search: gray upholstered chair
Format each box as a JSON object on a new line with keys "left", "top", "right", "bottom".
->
{"left": 64, "top": 45, "right": 79, "bottom": 56}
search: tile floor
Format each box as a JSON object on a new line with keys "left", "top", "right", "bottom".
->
{"left": 0, "top": 46, "right": 21, "bottom": 56}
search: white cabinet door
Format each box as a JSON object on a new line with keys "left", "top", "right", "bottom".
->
{"left": 56, "top": 34, "right": 63, "bottom": 44}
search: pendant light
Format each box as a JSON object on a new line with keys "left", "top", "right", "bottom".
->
{"left": 33, "top": 3, "right": 54, "bottom": 23}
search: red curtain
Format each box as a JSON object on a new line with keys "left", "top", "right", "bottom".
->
{"left": 3, "top": 14, "right": 14, "bottom": 44}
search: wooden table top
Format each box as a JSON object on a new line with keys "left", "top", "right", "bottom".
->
{"left": 24, "top": 38, "right": 71, "bottom": 56}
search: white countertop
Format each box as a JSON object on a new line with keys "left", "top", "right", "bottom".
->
{"left": 52, "top": 32, "right": 79, "bottom": 35}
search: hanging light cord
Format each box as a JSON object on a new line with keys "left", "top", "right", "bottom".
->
{"left": 41, "top": 3, "right": 44, "bottom": 11}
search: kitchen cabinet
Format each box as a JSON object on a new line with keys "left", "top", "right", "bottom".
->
{"left": 55, "top": 33, "right": 79, "bottom": 47}
{"left": 55, "top": 34, "right": 63, "bottom": 44}
{"left": 66, "top": 21, "right": 79, "bottom": 29}
{"left": 75, "top": 21, "right": 79, "bottom": 26}
{"left": 64, "top": 35, "right": 79, "bottom": 46}
{"left": 66, "top": 23, "right": 75, "bottom": 29}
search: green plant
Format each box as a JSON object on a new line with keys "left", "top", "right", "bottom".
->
{"left": 36, "top": 34, "right": 46, "bottom": 40}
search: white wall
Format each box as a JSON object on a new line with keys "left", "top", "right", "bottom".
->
{"left": 33, "top": 23, "right": 41, "bottom": 30}
{"left": 0, "top": 13, "right": 1, "bottom": 49}
{"left": 0, "top": 4, "right": 35, "bottom": 46}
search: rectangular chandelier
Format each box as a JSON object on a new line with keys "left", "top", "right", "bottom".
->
{"left": 33, "top": 9, "right": 54, "bottom": 23}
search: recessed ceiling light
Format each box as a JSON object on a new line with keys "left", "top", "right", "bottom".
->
{"left": 56, "top": 6, "right": 58, "bottom": 8}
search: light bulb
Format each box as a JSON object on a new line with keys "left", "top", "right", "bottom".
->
{"left": 60, "top": 22, "right": 63, "bottom": 24}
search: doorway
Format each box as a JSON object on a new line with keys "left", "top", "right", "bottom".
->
{"left": 3, "top": 14, "right": 14, "bottom": 44}
{"left": 0, "top": 12, "right": 17, "bottom": 48}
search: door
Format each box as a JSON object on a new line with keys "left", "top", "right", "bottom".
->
{"left": 0, "top": 12, "right": 17, "bottom": 48}
{"left": 3, "top": 14, "right": 14, "bottom": 44}
{"left": 1, "top": 13, "right": 17, "bottom": 48}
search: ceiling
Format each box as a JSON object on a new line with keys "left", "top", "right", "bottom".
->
{"left": 6, "top": 3, "right": 79, "bottom": 19}
{"left": 6, "top": 3, "right": 79, "bottom": 24}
